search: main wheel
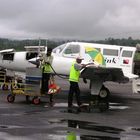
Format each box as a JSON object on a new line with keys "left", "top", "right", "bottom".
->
{"left": 7, "top": 94, "right": 15, "bottom": 103}
{"left": 99, "top": 86, "right": 110, "bottom": 98}
{"left": 32, "top": 96, "right": 40, "bottom": 105}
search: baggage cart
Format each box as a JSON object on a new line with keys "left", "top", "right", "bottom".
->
{"left": 7, "top": 67, "right": 60, "bottom": 105}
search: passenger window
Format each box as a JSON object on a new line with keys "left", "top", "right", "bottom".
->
{"left": 122, "top": 51, "right": 133, "bottom": 58}
{"left": 3, "top": 53, "right": 14, "bottom": 61}
{"left": 63, "top": 45, "right": 80, "bottom": 55}
{"left": 103, "top": 49, "right": 118, "bottom": 56}
{"left": 26, "top": 52, "right": 38, "bottom": 60}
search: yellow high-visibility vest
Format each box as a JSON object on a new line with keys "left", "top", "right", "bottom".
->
{"left": 69, "top": 62, "right": 80, "bottom": 82}
{"left": 66, "top": 132, "right": 76, "bottom": 140}
{"left": 42, "top": 64, "right": 52, "bottom": 73}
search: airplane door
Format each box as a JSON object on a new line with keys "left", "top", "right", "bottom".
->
{"left": 120, "top": 47, "right": 136, "bottom": 74}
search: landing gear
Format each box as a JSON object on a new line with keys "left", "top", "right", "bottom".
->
{"left": 99, "top": 85, "right": 109, "bottom": 98}
{"left": 88, "top": 85, "right": 110, "bottom": 112}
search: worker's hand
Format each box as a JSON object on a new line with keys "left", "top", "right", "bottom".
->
{"left": 81, "top": 64, "right": 87, "bottom": 68}
{"left": 87, "top": 62, "right": 95, "bottom": 66}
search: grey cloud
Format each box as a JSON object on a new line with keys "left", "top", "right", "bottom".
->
{"left": 0, "top": 0, "right": 140, "bottom": 40}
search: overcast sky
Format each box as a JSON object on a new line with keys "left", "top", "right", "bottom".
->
{"left": 0, "top": 0, "right": 140, "bottom": 40}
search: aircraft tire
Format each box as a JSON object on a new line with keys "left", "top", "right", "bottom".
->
{"left": 99, "top": 86, "right": 110, "bottom": 98}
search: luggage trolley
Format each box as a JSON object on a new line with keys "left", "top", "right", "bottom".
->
{"left": 7, "top": 67, "right": 43, "bottom": 105}
{"left": 7, "top": 67, "right": 60, "bottom": 105}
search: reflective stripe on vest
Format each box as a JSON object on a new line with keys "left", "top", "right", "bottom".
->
{"left": 69, "top": 62, "right": 80, "bottom": 82}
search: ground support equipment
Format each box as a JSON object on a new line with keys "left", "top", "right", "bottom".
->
{"left": 7, "top": 67, "right": 43, "bottom": 105}
{"left": 81, "top": 67, "right": 110, "bottom": 112}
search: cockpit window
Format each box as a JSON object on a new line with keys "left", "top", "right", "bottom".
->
{"left": 52, "top": 43, "right": 66, "bottom": 53}
{"left": 63, "top": 45, "right": 80, "bottom": 55}
{"left": 26, "top": 52, "right": 38, "bottom": 60}
{"left": 3, "top": 53, "right": 14, "bottom": 61}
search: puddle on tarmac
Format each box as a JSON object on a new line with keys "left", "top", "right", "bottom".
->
{"left": 47, "top": 118, "right": 124, "bottom": 139}
{"left": 1, "top": 110, "right": 45, "bottom": 116}
{"left": 80, "top": 135, "right": 120, "bottom": 140}
{"left": 109, "top": 103, "right": 130, "bottom": 110}
{"left": 0, "top": 125, "right": 22, "bottom": 129}
{"left": 48, "top": 118, "right": 66, "bottom": 124}
{"left": 132, "top": 127, "right": 140, "bottom": 131}
{"left": 23, "top": 110, "right": 45, "bottom": 115}
{"left": 55, "top": 102, "right": 129, "bottom": 111}
{"left": 67, "top": 119, "right": 124, "bottom": 134}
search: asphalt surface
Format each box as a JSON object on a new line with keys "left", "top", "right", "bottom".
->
{"left": 0, "top": 77, "right": 140, "bottom": 140}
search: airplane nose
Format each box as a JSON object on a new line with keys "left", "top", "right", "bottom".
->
{"left": 28, "top": 58, "right": 40, "bottom": 66}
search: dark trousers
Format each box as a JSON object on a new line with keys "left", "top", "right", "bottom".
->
{"left": 41, "top": 73, "right": 53, "bottom": 102}
{"left": 68, "top": 81, "right": 81, "bottom": 107}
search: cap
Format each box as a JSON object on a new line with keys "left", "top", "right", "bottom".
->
{"left": 76, "top": 56, "right": 84, "bottom": 60}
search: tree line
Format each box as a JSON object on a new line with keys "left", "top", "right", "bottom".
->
{"left": 0, "top": 37, "right": 140, "bottom": 60}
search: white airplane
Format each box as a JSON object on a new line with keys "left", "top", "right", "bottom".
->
{"left": 0, "top": 46, "right": 47, "bottom": 72}
{"left": 0, "top": 42, "right": 139, "bottom": 111}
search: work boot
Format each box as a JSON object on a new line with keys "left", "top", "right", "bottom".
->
{"left": 49, "top": 101, "right": 55, "bottom": 107}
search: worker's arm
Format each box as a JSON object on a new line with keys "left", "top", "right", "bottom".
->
{"left": 45, "top": 56, "right": 53, "bottom": 65}
{"left": 74, "top": 63, "right": 83, "bottom": 71}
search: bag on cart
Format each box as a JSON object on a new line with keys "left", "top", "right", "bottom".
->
{"left": 48, "top": 76, "right": 61, "bottom": 94}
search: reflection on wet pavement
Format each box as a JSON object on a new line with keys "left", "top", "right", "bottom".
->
{"left": 68, "top": 119, "right": 124, "bottom": 134}
{"left": 67, "top": 119, "right": 123, "bottom": 139}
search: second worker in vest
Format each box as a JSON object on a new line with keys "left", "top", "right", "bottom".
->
{"left": 68, "top": 56, "right": 86, "bottom": 113}
{"left": 41, "top": 48, "right": 54, "bottom": 106}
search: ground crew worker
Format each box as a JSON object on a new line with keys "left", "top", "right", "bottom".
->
{"left": 41, "top": 48, "right": 54, "bottom": 105}
{"left": 66, "top": 132, "right": 77, "bottom": 140}
{"left": 68, "top": 56, "right": 86, "bottom": 112}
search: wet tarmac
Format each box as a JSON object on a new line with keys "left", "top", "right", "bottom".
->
{"left": 0, "top": 77, "right": 140, "bottom": 139}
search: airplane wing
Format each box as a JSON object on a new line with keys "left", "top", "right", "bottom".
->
{"left": 81, "top": 66, "right": 129, "bottom": 83}
{"left": 0, "top": 49, "right": 15, "bottom": 54}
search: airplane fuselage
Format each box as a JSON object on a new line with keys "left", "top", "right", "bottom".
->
{"left": 0, "top": 51, "right": 36, "bottom": 72}
{"left": 0, "top": 42, "right": 138, "bottom": 79}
